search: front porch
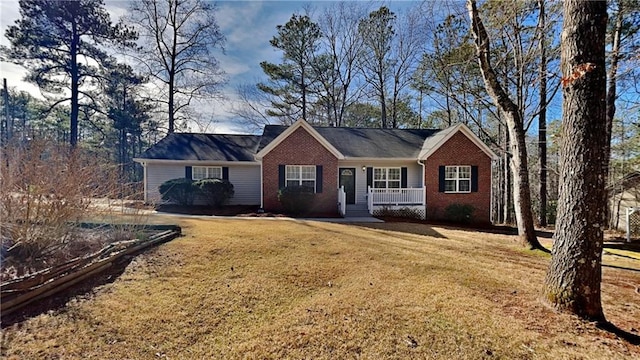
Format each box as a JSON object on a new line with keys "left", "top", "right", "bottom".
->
{"left": 338, "top": 186, "right": 426, "bottom": 219}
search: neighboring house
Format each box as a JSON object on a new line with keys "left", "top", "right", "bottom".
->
{"left": 134, "top": 119, "right": 498, "bottom": 223}
{"left": 608, "top": 171, "right": 640, "bottom": 234}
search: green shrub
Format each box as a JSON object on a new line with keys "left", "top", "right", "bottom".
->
{"left": 195, "top": 178, "right": 234, "bottom": 208}
{"left": 444, "top": 203, "right": 475, "bottom": 223}
{"left": 278, "top": 186, "right": 315, "bottom": 215}
{"left": 159, "top": 178, "right": 198, "bottom": 205}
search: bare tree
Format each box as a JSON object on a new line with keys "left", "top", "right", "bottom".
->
{"left": 389, "top": 7, "right": 424, "bottom": 129}
{"left": 467, "top": 0, "right": 543, "bottom": 249}
{"left": 544, "top": 0, "right": 608, "bottom": 320}
{"left": 357, "top": 6, "right": 396, "bottom": 128}
{"left": 127, "top": 0, "right": 226, "bottom": 133}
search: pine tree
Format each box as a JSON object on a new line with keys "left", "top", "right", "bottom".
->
{"left": 3, "top": 0, "right": 137, "bottom": 147}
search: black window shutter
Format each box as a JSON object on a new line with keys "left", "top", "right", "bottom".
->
{"left": 278, "top": 165, "right": 285, "bottom": 189}
{"left": 366, "top": 167, "right": 373, "bottom": 188}
{"left": 316, "top": 165, "right": 323, "bottom": 193}
{"left": 222, "top": 167, "right": 229, "bottom": 180}
{"left": 401, "top": 167, "right": 408, "bottom": 188}
{"left": 438, "top": 166, "right": 445, "bottom": 192}
{"left": 471, "top": 166, "right": 479, "bottom": 192}
{"left": 185, "top": 166, "right": 192, "bottom": 180}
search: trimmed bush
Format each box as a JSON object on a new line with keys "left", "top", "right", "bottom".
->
{"left": 278, "top": 185, "right": 315, "bottom": 215}
{"left": 444, "top": 203, "right": 475, "bottom": 223}
{"left": 196, "top": 178, "right": 234, "bottom": 208}
{"left": 159, "top": 178, "right": 198, "bottom": 206}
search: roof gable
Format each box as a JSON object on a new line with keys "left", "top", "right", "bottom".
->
{"left": 419, "top": 123, "right": 498, "bottom": 160}
{"left": 255, "top": 119, "right": 344, "bottom": 160}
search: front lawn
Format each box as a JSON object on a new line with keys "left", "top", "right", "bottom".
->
{"left": 1, "top": 219, "right": 638, "bottom": 359}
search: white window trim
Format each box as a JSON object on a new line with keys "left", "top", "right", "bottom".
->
{"left": 445, "top": 165, "right": 472, "bottom": 193}
{"left": 373, "top": 167, "right": 401, "bottom": 189}
{"left": 192, "top": 166, "right": 222, "bottom": 180}
{"left": 285, "top": 165, "right": 316, "bottom": 192}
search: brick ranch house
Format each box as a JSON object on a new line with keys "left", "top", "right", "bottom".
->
{"left": 134, "top": 119, "right": 498, "bottom": 223}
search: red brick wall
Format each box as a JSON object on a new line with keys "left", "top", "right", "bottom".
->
{"left": 425, "top": 131, "right": 493, "bottom": 223}
{"left": 262, "top": 127, "right": 339, "bottom": 215}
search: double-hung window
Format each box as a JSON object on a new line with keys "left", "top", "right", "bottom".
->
{"left": 445, "top": 165, "right": 471, "bottom": 193}
{"left": 286, "top": 165, "right": 316, "bottom": 191}
{"left": 373, "top": 167, "right": 401, "bottom": 189}
{"left": 192, "top": 166, "right": 222, "bottom": 180}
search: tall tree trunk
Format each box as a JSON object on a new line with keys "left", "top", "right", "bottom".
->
{"left": 467, "top": 0, "right": 542, "bottom": 249}
{"left": 168, "top": 69, "right": 175, "bottom": 133}
{"left": 604, "top": 0, "right": 623, "bottom": 228}
{"left": 538, "top": 0, "right": 548, "bottom": 227}
{"left": 70, "top": 25, "right": 80, "bottom": 147}
{"left": 543, "top": 0, "right": 608, "bottom": 321}
{"left": 301, "top": 67, "right": 307, "bottom": 120}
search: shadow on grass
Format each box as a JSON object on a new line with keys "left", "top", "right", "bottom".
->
{"left": 603, "top": 241, "right": 640, "bottom": 252}
{"left": 1, "top": 254, "right": 136, "bottom": 329}
{"left": 597, "top": 321, "right": 640, "bottom": 346}
{"left": 351, "top": 222, "right": 447, "bottom": 239}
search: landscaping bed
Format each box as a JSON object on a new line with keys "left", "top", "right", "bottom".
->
{"left": 1, "top": 224, "right": 181, "bottom": 322}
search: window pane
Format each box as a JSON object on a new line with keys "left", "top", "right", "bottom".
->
{"left": 459, "top": 166, "right": 471, "bottom": 179}
{"left": 286, "top": 166, "right": 299, "bottom": 179}
{"left": 445, "top": 180, "right": 456, "bottom": 192}
{"left": 209, "top": 167, "right": 222, "bottom": 179}
{"left": 286, "top": 180, "right": 298, "bottom": 187}
{"left": 193, "top": 167, "right": 206, "bottom": 180}
{"left": 388, "top": 168, "right": 400, "bottom": 180}
{"left": 374, "top": 168, "right": 386, "bottom": 180}
{"left": 374, "top": 180, "right": 386, "bottom": 188}
{"left": 445, "top": 166, "right": 457, "bottom": 179}
{"left": 301, "top": 180, "right": 315, "bottom": 189}
{"left": 459, "top": 180, "right": 471, "bottom": 192}
{"left": 388, "top": 180, "right": 400, "bottom": 188}
{"left": 301, "top": 166, "right": 315, "bottom": 180}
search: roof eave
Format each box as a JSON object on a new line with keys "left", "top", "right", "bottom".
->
{"left": 132, "top": 158, "right": 260, "bottom": 165}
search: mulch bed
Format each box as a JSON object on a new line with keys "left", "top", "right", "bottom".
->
{"left": 154, "top": 204, "right": 341, "bottom": 218}
{"left": 155, "top": 204, "right": 261, "bottom": 216}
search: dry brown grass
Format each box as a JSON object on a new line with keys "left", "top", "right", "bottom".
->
{"left": 1, "top": 219, "right": 639, "bottom": 359}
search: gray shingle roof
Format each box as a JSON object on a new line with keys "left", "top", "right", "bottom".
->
{"left": 141, "top": 126, "right": 442, "bottom": 161}
{"left": 140, "top": 133, "right": 261, "bottom": 161}
{"left": 257, "top": 125, "right": 439, "bottom": 158}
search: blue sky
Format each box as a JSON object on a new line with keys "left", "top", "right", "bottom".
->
{"left": 0, "top": 0, "right": 420, "bottom": 134}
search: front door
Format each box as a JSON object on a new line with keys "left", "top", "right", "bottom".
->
{"left": 339, "top": 168, "right": 356, "bottom": 204}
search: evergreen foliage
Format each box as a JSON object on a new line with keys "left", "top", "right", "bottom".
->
{"left": 277, "top": 185, "right": 315, "bottom": 215}
{"left": 195, "top": 178, "right": 234, "bottom": 208}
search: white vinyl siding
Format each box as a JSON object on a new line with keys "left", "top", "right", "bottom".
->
{"left": 145, "top": 163, "right": 186, "bottom": 203}
{"left": 144, "top": 163, "right": 260, "bottom": 205}
{"left": 227, "top": 166, "right": 261, "bottom": 205}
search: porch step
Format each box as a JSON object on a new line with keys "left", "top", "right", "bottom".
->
{"left": 345, "top": 204, "right": 372, "bottom": 218}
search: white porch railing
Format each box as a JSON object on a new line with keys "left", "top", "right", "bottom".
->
{"left": 367, "top": 186, "right": 425, "bottom": 206}
{"left": 338, "top": 186, "right": 346, "bottom": 217}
